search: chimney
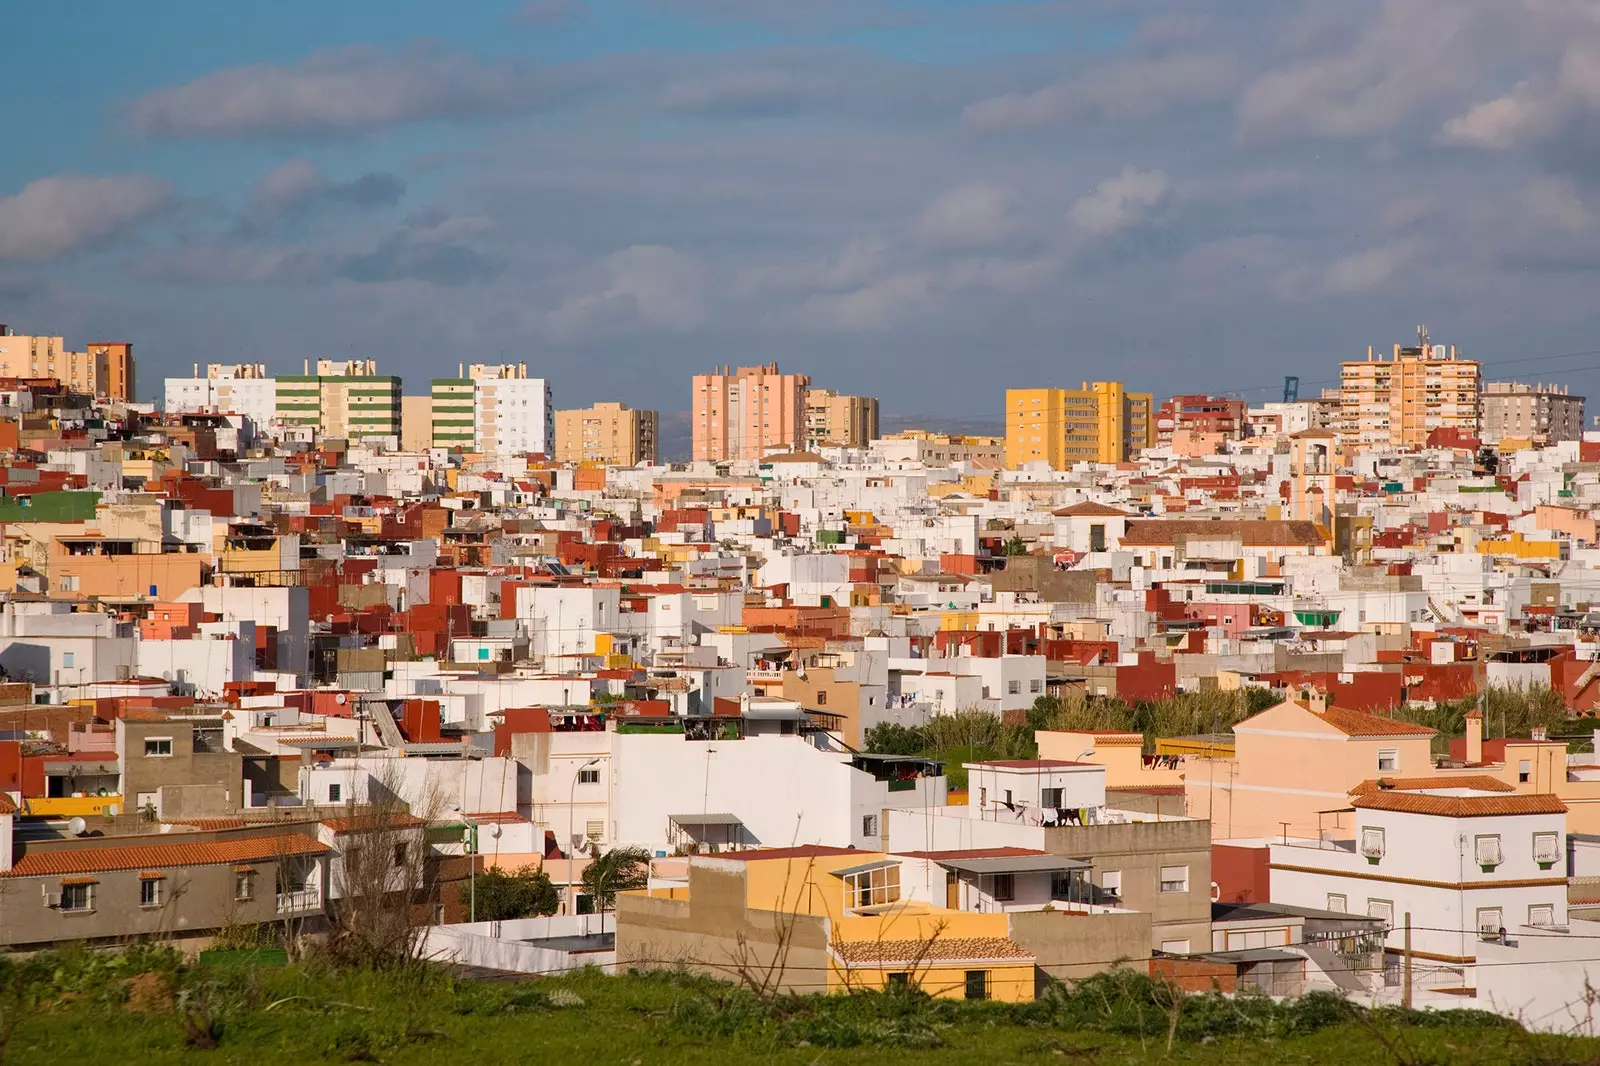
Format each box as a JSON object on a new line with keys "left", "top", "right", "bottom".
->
{"left": 1466, "top": 710, "right": 1483, "bottom": 764}
{"left": 1306, "top": 688, "right": 1328, "bottom": 714}
{"left": 1532, "top": 725, "right": 1548, "bottom": 743}
{"left": 303, "top": 358, "right": 310, "bottom": 374}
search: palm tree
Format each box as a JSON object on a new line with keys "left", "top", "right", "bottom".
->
{"left": 581, "top": 845, "right": 651, "bottom": 933}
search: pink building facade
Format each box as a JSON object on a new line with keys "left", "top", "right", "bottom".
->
{"left": 692, "top": 363, "right": 811, "bottom": 462}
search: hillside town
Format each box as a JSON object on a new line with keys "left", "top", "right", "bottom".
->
{"left": 4, "top": 322, "right": 1600, "bottom": 1027}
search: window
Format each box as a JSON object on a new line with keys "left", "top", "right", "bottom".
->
{"left": 1101, "top": 870, "right": 1121, "bottom": 899}
{"left": 1475, "top": 834, "right": 1503, "bottom": 869}
{"left": 1029, "top": 679, "right": 1043, "bottom": 694}
{"left": 1050, "top": 870, "right": 1075, "bottom": 899}
{"left": 60, "top": 575, "right": 79, "bottom": 592}
{"left": 1534, "top": 832, "right": 1561, "bottom": 867}
{"left": 327, "top": 783, "right": 342, "bottom": 804}
{"left": 1360, "top": 826, "right": 1386, "bottom": 860}
{"left": 887, "top": 972, "right": 910, "bottom": 989}
{"left": 1519, "top": 760, "right": 1531, "bottom": 783}
{"left": 1007, "top": 680, "right": 1021, "bottom": 696}
{"left": 1477, "top": 907, "right": 1504, "bottom": 935}
{"left": 235, "top": 871, "right": 255, "bottom": 901}
{"left": 1041, "top": 788, "right": 1063, "bottom": 808}
{"left": 59, "top": 883, "right": 92, "bottom": 912}
{"left": 1159, "top": 865, "right": 1188, "bottom": 893}
{"left": 992, "top": 874, "right": 1015, "bottom": 902}
{"left": 139, "top": 879, "right": 161, "bottom": 908}
{"left": 1089, "top": 524, "right": 1106, "bottom": 553}
{"left": 1326, "top": 893, "right": 1347, "bottom": 913}
{"left": 585, "top": 819, "right": 604, "bottom": 841}
{"left": 1367, "top": 899, "right": 1393, "bottom": 928}
{"left": 843, "top": 864, "right": 901, "bottom": 910}
{"left": 862, "top": 814, "right": 879, "bottom": 838}
{"left": 815, "top": 690, "right": 827, "bottom": 706}
{"left": 964, "top": 970, "right": 989, "bottom": 1000}
{"left": 62, "top": 652, "right": 74, "bottom": 668}
{"left": 1160, "top": 940, "right": 1191, "bottom": 955}
{"left": 1377, "top": 749, "right": 1399, "bottom": 773}
{"left": 392, "top": 844, "right": 408, "bottom": 868}
{"left": 1528, "top": 903, "right": 1556, "bottom": 928}
{"left": 578, "top": 768, "right": 600, "bottom": 784}
{"left": 143, "top": 738, "right": 173, "bottom": 757}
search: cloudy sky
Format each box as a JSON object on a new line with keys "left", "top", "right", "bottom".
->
{"left": 5, "top": 0, "right": 1600, "bottom": 423}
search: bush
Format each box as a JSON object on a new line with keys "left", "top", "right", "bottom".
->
{"left": 462, "top": 866, "right": 560, "bottom": 922}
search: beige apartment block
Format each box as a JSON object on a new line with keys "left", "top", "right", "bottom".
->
{"left": 0, "top": 328, "right": 135, "bottom": 400}
{"left": 555, "top": 402, "right": 658, "bottom": 465}
{"left": 1481, "top": 382, "right": 1585, "bottom": 445}
{"left": 1339, "top": 327, "right": 1481, "bottom": 448}
{"left": 804, "top": 388, "right": 880, "bottom": 449}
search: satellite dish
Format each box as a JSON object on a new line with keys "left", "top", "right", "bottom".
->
{"left": 67, "top": 817, "right": 88, "bottom": 837}
{"left": 488, "top": 823, "right": 502, "bottom": 839}
{"left": 335, "top": 693, "right": 347, "bottom": 705}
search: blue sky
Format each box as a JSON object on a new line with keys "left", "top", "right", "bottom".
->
{"left": 4, "top": 0, "right": 1600, "bottom": 427}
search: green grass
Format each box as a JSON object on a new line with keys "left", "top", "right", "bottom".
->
{"left": 3, "top": 950, "right": 1598, "bottom": 1064}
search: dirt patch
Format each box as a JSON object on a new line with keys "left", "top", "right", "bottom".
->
{"left": 125, "top": 971, "right": 175, "bottom": 1014}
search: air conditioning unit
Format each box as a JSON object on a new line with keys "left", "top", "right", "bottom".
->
{"left": 41, "top": 888, "right": 59, "bottom": 908}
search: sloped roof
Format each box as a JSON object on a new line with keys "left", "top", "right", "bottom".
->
{"left": 1317, "top": 708, "right": 1437, "bottom": 738}
{"left": 833, "top": 936, "right": 1035, "bottom": 965}
{"left": 1051, "top": 502, "right": 1132, "bottom": 517}
{"left": 1349, "top": 775, "right": 1514, "bottom": 796}
{"left": 1351, "top": 792, "right": 1567, "bottom": 818}
{"left": 2, "top": 833, "right": 330, "bottom": 878}
{"left": 1119, "top": 520, "right": 1327, "bottom": 547}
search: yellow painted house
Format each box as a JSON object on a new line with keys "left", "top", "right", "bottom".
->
{"left": 616, "top": 845, "right": 1036, "bottom": 1001}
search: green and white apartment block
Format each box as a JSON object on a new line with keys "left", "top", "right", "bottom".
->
{"left": 429, "top": 363, "right": 552, "bottom": 457}
{"left": 275, "top": 359, "right": 401, "bottom": 444}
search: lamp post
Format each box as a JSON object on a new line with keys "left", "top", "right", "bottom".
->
{"left": 569, "top": 756, "right": 600, "bottom": 912}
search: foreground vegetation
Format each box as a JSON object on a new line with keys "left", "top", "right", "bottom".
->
{"left": 3, "top": 946, "right": 1598, "bottom": 1064}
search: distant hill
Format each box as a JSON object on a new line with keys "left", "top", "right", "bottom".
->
{"left": 655, "top": 411, "right": 1004, "bottom": 462}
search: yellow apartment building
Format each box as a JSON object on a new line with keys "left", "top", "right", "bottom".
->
{"left": 1006, "top": 382, "right": 1152, "bottom": 468}
{"left": 1339, "top": 327, "right": 1481, "bottom": 448}
{"left": 555, "top": 402, "right": 659, "bottom": 465}
{"left": 0, "top": 329, "right": 136, "bottom": 400}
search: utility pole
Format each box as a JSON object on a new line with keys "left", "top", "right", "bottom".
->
{"left": 1402, "top": 911, "right": 1413, "bottom": 1009}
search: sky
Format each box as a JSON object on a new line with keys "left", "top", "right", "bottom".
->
{"left": 5, "top": 0, "right": 1600, "bottom": 422}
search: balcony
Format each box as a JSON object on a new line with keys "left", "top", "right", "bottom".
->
{"left": 276, "top": 887, "right": 321, "bottom": 915}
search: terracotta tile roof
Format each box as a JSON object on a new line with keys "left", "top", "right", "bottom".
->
{"left": 1051, "top": 502, "right": 1132, "bottom": 517}
{"left": 0, "top": 793, "right": 16, "bottom": 815}
{"left": 1107, "top": 784, "right": 1187, "bottom": 796}
{"left": 834, "top": 936, "right": 1035, "bottom": 965}
{"left": 1349, "top": 776, "right": 1515, "bottom": 796}
{"left": 319, "top": 813, "right": 425, "bottom": 833}
{"left": 2, "top": 832, "right": 330, "bottom": 878}
{"left": 970, "top": 759, "right": 1090, "bottom": 769}
{"left": 1352, "top": 792, "right": 1567, "bottom": 818}
{"left": 1119, "top": 519, "right": 1327, "bottom": 548}
{"left": 1316, "top": 708, "right": 1437, "bottom": 738}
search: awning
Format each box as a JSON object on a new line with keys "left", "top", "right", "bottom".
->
{"left": 833, "top": 858, "right": 901, "bottom": 879}
{"left": 668, "top": 813, "right": 743, "bottom": 827}
{"left": 936, "top": 855, "right": 1092, "bottom": 876}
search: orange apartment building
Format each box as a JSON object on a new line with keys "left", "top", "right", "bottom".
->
{"left": 1339, "top": 326, "right": 1480, "bottom": 448}
{"left": 692, "top": 363, "right": 810, "bottom": 462}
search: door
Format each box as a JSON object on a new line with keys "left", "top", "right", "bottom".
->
{"left": 946, "top": 871, "right": 959, "bottom": 910}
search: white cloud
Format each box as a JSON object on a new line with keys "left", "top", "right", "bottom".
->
{"left": 964, "top": 54, "right": 1238, "bottom": 131}
{"left": 546, "top": 245, "right": 708, "bottom": 339}
{"left": 1067, "top": 168, "right": 1169, "bottom": 237}
{"left": 797, "top": 272, "right": 934, "bottom": 330}
{"left": 126, "top": 44, "right": 554, "bottom": 138}
{"left": 0, "top": 174, "right": 171, "bottom": 261}
{"left": 1323, "top": 239, "right": 1422, "bottom": 294}
{"left": 916, "top": 182, "right": 1018, "bottom": 248}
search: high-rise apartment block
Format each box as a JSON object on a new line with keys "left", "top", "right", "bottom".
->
{"left": 277, "top": 359, "right": 401, "bottom": 443}
{"left": 692, "top": 363, "right": 810, "bottom": 462}
{"left": 804, "top": 388, "right": 879, "bottom": 450}
{"left": 0, "top": 326, "right": 136, "bottom": 400}
{"left": 1481, "top": 382, "right": 1585, "bottom": 445}
{"left": 1005, "top": 381, "right": 1153, "bottom": 468}
{"left": 165, "top": 363, "right": 278, "bottom": 429}
{"left": 1339, "top": 327, "right": 1480, "bottom": 448}
{"left": 430, "top": 363, "right": 552, "bottom": 457}
{"left": 1155, "top": 394, "right": 1245, "bottom": 446}
{"left": 555, "top": 402, "right": 658, "bottom": 466}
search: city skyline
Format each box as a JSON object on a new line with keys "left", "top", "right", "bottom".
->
{"left": 5, "top": 2, "right": 1600, "bottom": 416}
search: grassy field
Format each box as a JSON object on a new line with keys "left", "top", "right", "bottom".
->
{"left": 3, "top": 947, "right": 1599, "bottom": 1064}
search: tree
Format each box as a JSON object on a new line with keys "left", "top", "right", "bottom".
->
{"left": 462, "top": 866, "right": 559, "bottom": 922}
{"left": 863, "top": 721, "right": 929, "bottom": 756}
{"left": 1003, "top": 536, "right": 1029, "bottom": 556}
{"left": 582, "top": 846, "right": 651, "bottom": 913}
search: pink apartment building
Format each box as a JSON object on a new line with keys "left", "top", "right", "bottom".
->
{"left": 692, "top": 363, "right": 811, "bottom": 462}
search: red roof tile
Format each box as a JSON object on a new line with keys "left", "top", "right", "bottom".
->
{"left": 2, "top": 833, "right": 330, "bottom": 878}
{"left": 1316, "top": 708, "right": 1437, "bottom": 738}
{"left": 712, "top": 846, "right": 859, "bottom": 862}
{"left": 1352, "top": 792, "right": 1567, "bottom": 818}
{"left": 834, "top": 936, "right": 1035, "bottom": 965}
{"left": 1349, "top": 775, "right": 1514, "bottom": 796}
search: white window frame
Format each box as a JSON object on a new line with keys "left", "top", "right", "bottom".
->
{"left": 1326, "top": 893, "right": 1348, "bottom": 913}
{"left": 1101, "top": 870, "right": 1121, "bottom": 898}
{"left": 143, "top": 737, "right": 174, "bottom": 758}
{"left": 577, "top": 768, "right": 600, "bottom": 785}
{"left": 1377, "top": 748, "right": 1399, "bottom": 773}
{"left": 1477, "top": 906, "right": 1504, "bottom": 934}
{"left": 59, "top": 883, "right": 93, "bottom": 912}
{"left": 1159, "top": 865, "right": 1189, "bottom": 893}
{"left": 1367, "top": 898, "right": 1393, "bottom": 928}
{"left": 862, "top": 814, "right": 879, "bottom": 838}
{"left": 1475, "top": 834, "right": 1504, "bottom": 869}
{"left": 1533, "top": 831, "right": 1561, "bottom": 866}
{"left": 1360, "top": 826, "right": 1386, "bottom": 859}
{"left": 1528, "top": 904, "right": 1556, "bottom": 928}
{"left": 139, "top": 878, "right": 162, "bottom": 908}
{"left": 842, "top": 864, "right": 901, "bottom": 911}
